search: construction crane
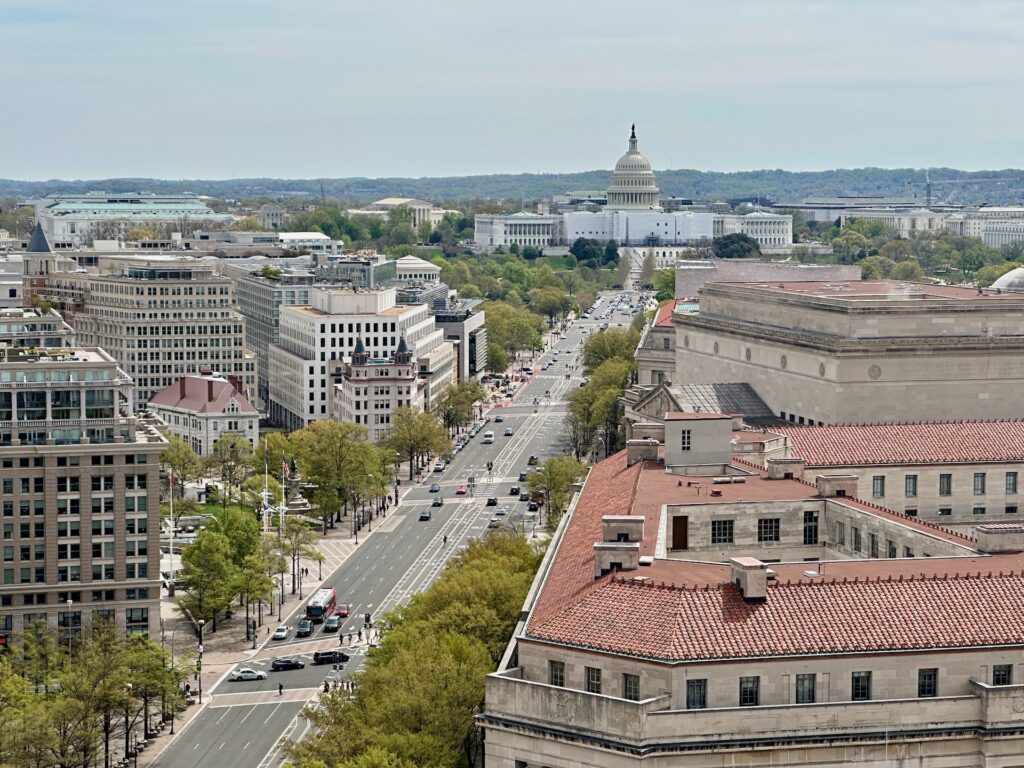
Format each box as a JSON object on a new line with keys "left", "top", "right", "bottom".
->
{"left": 917, "top": 169, "right": 1011, "bottom": 208}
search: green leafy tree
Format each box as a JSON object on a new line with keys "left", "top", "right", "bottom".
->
{"left": 384, "top": 406, "right": 448, "bottom": 480}
{"left": 641, "top": 250, "right": 656, "bottom": 287}
{"left": 279, "top": 516, "right": 321, "bottom": 595}
{"left": 207, "top": 434, "right": 255, "bottom": 511}
{"left": 891, "top": 260, "right": 925, "bottom": 281}
{"left": 486, "top": 342, "right": 508, "bottom": 373}
{"left": 712, "top": 233, "right": 760, "bottom": 259}
{"left": 653, "top": 268, "right": 675, "bottom": 301}
{"left": 291, "top": 420, "right": 372, "bottom": 529}
{"left": 603, "top": 239, "right": 620, "bottom": 265}
{"left": 178, "top": 530, "right": 237, "bottom": 624}
{"left": 582, "top": 327, "right": 641, "bottom": 373}
{"left": 161, "top": 437, "right": 204, "bottom": 507}
{"left": 859, "top": 255, "right": 896, "bottom": 279}
{"left": 528, "top": 456, "right": 587, "bottom": 525}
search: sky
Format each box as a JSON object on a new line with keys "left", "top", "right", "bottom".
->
{"left": 2, "top": 0, "right": 1023, "bottom": 180}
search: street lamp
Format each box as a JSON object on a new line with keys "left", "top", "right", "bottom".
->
{"left": 196, "top": 620, "right": 205, "bottom": 704}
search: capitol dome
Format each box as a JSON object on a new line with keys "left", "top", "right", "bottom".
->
{"left": 606, "top": 125, "right": 660, "bottom": 210}
{"left": 991, "top": 267, "right": 1024, "bottom": 292}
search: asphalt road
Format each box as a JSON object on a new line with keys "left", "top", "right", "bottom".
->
{"left": 154, "top": 289, "right": 644, "bottom": 768}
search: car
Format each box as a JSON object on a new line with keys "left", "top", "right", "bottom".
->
{"left": 230, "top": 667, "right": 267, "bottom": 682}
{"left": 519, "top": 492, "right": 530, "bottom": 502}
{"left": 420, "top": 508, "right": 432, "bottom": 520}
{"left": 518, "top": 472, "right": 528, "bottom": 481}
{"left": 433, "top": 461, "right": 445, "bottom": 472}
{"left": 528, "top": 501, "right": 540, "bottom": 512}
{"left": 271, "top": 657, "right": 305, "bottom": 671}
{"left": 296, "top": 619, "right": 313, "bottom": 637}
{"left": 272, "top": 625, "right": 290, "bottom": 640}
{"left": 510, "top": 485, "right": 520, "bottom": 495}
{"left": 429, "top": 482, "right": 440, "bottom": 493}
{"left": 486, "top": 497, "right": 498, "bottom": 506}
{"left": 494, "top": 415, "right": 504, "bottom": 423}
{"left": 487, "top": 518, "right": 502, "bottom": 529}
{"left": 336, "top": 602, "right": 351, "bottom": 618}
{"left": 323, "top": 614, "right": 341, "bottom": 632}
{"left": 541, "top": 363, "right": 549, "bottom": 371}
{"left": 313, "top": 650, "right": 350, "bottom": 665}
{"left": 527, "top": 455, "right": 539, "bottom": 465}
{"left": 431, "top": 497, "right": 443, "bottom": 507}
{"left": 455, "top": 485, "right": 467, "bottom": 495}
{"left": 494, "top": 506, "right": 508, "bottom": 516}
{"left": 503, "top": 428, "right": 514, "bottom": 436}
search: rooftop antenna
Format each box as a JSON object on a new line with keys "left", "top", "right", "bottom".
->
{"left": 320, "top": 180, "right": 327, "bottom": 206}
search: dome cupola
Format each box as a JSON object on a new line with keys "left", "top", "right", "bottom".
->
{"left": 606, "top": 124, "right": 660, "bottom": 210}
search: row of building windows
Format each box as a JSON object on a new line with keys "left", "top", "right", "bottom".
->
{"left": 873, "top": 472, "right": 1018, "bottom": 498}
{"left": 709, "top": 513, "right": 820, "bottom": 546}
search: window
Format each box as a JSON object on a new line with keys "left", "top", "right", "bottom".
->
{"left": 886, "top": 539, "right": 897, "bottom": 558}
{"left": 1007, "top": 472, "right": 1019, "bottom": 495}
{"left": 872, "top": 476, "right": 885, "bottom": 498}
{"left": 548, "top": 659, "right": 564, "bottom": 687}
{"left": 905, "top": 508, "right": 918, "bottom": 517}
{"left": 834, "top": 521, "right": 845, "bottom": 546}
{"left": 974, "top": 507, "right": 986, "bottom": 516}
{"left": 974, "top": 473, "right": 986, "bottom": 495}
{"left": 686, "top": 678, "right": 707, "bottom": 709}
{"left": 851, "top": 527, "right": 862, "bottom": 552}
{"left": 993, "top": 664, "right": 1013, "bottom": 686}
{"left": 622, "top": 673, "right": 640, "bottom": 701}
{"left": 739, "top": 676, "right": 759, "bottom": 707}
{"left": 585, "top": 666, "right": 602, "bottom": 694}
{"left": 918, "top": 668, "right": 938, "bottom": 698}
{"left": 710, "top": 520, "right": 734, "bottom": 544}
{"left": 757, "top": 518, "right": 780, "bottom": 543}
{"left": 939, "top": 474, "right": 952, "bottom": 496}
{"left": 796, "top": 673, "right": 816, "bottom": 704}
{"left": 938, "top": 508, "right": 952, "bottom": 516}
{"left": 1007, "top": 506, "right": 1019, "bottom": 515}
{"left": 904, "top": 546, "right": 915, "bottom": 558}
{"left": 869, "top": 533, "right": 879, "bottom": 558}
{"left": 851, "top": 671, "right": 872, "bottom": 701}
{"left": 905, "top": 475, "right": 918, "bottom": 498}
{"left": 680, "top": 429, "right": 691, "bottom": 452}
{"left": 802, "top": 511, "right": 818, "bottom": 545}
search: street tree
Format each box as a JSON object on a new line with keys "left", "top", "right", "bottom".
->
{"left": 279, "top": 516, "right": 321, "bottom": 594}
{"left": 528, "top": 456, "right": 587, "bottom": 524}
{"left": 161, "top": 437, "right": 204, "bottom": 505}
{"left": 207, "top": 434, "right": 255, "bottom": 511}
{"left": 641, "top": 250, "right": 656, "bottom": 287}
{"left": 291, "top": 420, "right": 371, "bottom": 528}
{"left": 582, "top": 327, "right": 640, "bottom": 373}
{"left": 384, "top": 406, "right": 449, "bottom": 480}
{"left": 486, "top": 342, "right": 508, "bottom": 373}
{"left": 178, "top": 530, "right": 237, "bottom": 625}
{"left": 712, "top": 232, "right": 760, "bottom": 259}
{"left": 256, "top": 431, "right": 293, "bottom": 481}
{"left": 653, "top": 268, "right": 675, "bottom": 301}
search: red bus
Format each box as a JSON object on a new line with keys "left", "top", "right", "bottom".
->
{"left": 306, "top": 587, "right": 337, "bottom": 622}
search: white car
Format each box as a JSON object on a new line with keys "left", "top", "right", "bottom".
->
{"left": 272, "top": 625, "right": 290, "bottom": 640}
{"left": 230, "top": 667, "right": 267, "bottom": 681}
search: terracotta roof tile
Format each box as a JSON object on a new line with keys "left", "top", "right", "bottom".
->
{"left": 653, "top": 301, "right": 675, "bottom": 327}
{"left": 775, "top": 421, "right": 1024, "bottom": 466}
{"left": 149, "top": 375, "right": 257, "bottom": 415}
{"left": 529, "top": 570, "right": 1024, "bottom": 661}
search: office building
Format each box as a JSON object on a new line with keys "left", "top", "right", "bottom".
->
{"left": 0, "top": 346, "right": 166, "bottom": 648}
{"left": 149, "top": 371, "right": 258, "bottom": 456}
{"left": 315, "top": 251, "right": 396, "bottom": 287}
{"left": 674, "top": 280, "right": 1024, "bottom": 424}
{"left": 672, "top": 258, "right": 859, "bottom": 300}
{"left": 42, "top": 256, "right": 257, "bottom": 405}
{"left": 483, "top": 415, "right": 1024, "bottom": 767}
{"left": 34, "top": 193, "right": 233, "bottom": 247}
{"left": 332, "top": 338, "right": 424, "bottom": 441}
{"left": 257, "top": 204, "right": 289, "bottom": 230}
{"left": 267, "top": 286, "right": 449, "bottom": 429}
{"left": 0, "top": 308, "right": 75, "bottom": 349}
{"left": 432, "top": 299, "right": 487, "bottom": 381}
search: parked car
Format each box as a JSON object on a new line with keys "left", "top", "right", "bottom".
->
{"left": 431, "top": 497, "right": 443, "bottom": 508}
{"left": 429, "top": 483, "right": 440, "bottom": 493}
{"left": 271, "top": 657, "right": 305, "bottom": 671}
{"left": 509, "top": 485, "right": 520, "bottom": 495}
{"left": 313, "top": 650, "right": 350, "bottom": 665}
{"left": 229, "top": 668, "right": 267, "bottom": 681}
{"left": 486, "top": 497, "right": 498, "bottom": 506}
{"left": 296, "top": 619, "right": 313, "bottom": 637}
{"left": 323, "top": 614, "right": 341, "bottom": 632}
{"left": 528, "top": 501, "right": 540, "bottom": 512}
{"left": 272, "top": 625, "right": 290, "bottom": 640}
{"left": 455, "top": 485, "right": 467, "bottom": 495}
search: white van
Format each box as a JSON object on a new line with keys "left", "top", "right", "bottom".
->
{"left": 482, "top": 430, "right": 495, "bottom": 444}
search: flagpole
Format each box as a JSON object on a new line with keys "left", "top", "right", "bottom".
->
{"left": 169, "top": 469, "right": 175, "bottom": 582}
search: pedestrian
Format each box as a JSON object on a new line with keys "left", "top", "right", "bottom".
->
{"left": 278, "top": 682, "right": 283, "bottom": 696}
{"left": 339, "top": 632, "right": 344, "bottom": 646}
{"left": 347, "top": 633, "right": 352, "bottom": 644}
{"left": 358, "top": 628, "right": 362, "bottom": 641}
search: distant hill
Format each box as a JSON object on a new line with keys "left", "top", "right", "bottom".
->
{"left": 3, "top": 167, "right": 1024, "bottom": 205}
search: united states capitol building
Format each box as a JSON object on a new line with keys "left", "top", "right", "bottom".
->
{"left": 474, "top": 127, "right": 792, "bottom": 250}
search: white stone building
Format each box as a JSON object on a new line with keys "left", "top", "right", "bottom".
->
{"left": 713, "top": 211, "right": 794, "bottom": 247}
{"left": 394, "top": 255, "right": 441, "bottom": 282}
{"left": 474, "top": 212, "right": 560, "bottom": 250}
{"left": 148, "top": 371, "right": 259, "bottom": 456}
{"left": 267, "top": 286, "right": 449, "bottom": 429}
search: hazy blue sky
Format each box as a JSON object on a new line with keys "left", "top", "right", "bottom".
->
{"left": 3, "top": 0, "right": 1022, "bottom": 180}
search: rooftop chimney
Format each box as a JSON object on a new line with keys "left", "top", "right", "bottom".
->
{"left": 179, "top": 377, "right": 187, "bottom": 398}
{"left": 730, "top": 557, "right": 768, "bottom": 603}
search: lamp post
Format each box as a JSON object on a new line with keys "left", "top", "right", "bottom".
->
{"left": 65, "top": 598, "right": 73, "bottom": 657}
{"left": 124, "top": 683, "right": 133, "bottom": 763}
{"left": 196, "top": 620, "right": 205, "bottom": 704}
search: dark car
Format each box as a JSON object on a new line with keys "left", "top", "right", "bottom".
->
{"left": 431, "top": 497, "right": 443, "bottom": 507}
{"left": 494, "top": 415, "right": 504, "bottom": 423}
{"left": 509, "top": 485, "right": 520, "bottom": 495}
{"left": 429, "top": 482, "right": 440, "bottom": 493}
{"left": 420, "top": 509, "right": 432, "bottom": 521}
{"left": 518, "top": 472, "right": 528, "bottom": 482}
{"left": 313, "top": 650, "right": 350, "bottom": 665}
{"left": 486, "top": 497, "right": 498, "bottom": 506}
{"left": 336, "top": 602, "right": 351, "bottom": 618}
{"left": 519, "top": 492, "right": 530, "bottom": 502}
{"left": 323, "top": 614, "right": 341, "bottom": 632}
{"left": 296, "top": 619, "right": 313, "bottom": 637}
{"left": 528, "top": 501, "right": 539, "bottom": 512}
{"left": 271, "top": 657, "right": 305, "bottom": 671}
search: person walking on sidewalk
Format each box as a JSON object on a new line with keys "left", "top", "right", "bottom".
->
{"left": 278, "top": 683, "right": 284, "bottom": 696}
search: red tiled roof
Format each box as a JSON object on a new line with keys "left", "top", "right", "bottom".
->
{"left": 653, "top": 301, "right": 675, "bottom": 327}
{"left": 774, "top": 421, "right": 1024, "bottom": 466}
{"left": 149, "top": 375, "right": 257, "bottom": 415}
{"left": 528, "top": 570, "right": 1024, "bottom": 661}
{"left": 665, "top": 412, "right": 732, "bottom": 421}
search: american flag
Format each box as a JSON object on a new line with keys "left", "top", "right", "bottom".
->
{"left": 282, "top": 458, "right": 290, "bottom": 480}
